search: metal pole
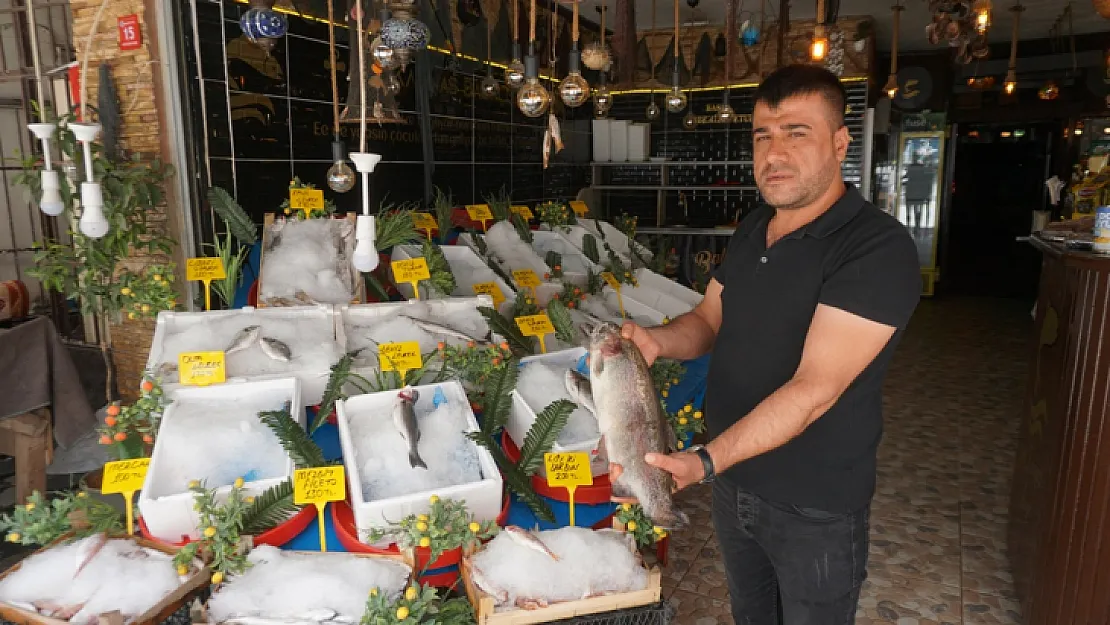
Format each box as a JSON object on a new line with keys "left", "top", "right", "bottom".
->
{"left": 25, "top": 0, "right": 46, "bottom": 117}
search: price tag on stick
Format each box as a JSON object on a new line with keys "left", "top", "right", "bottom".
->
{"left": 544, "top": 452, "right": 593, "bottom": 526}
{"left": 511, "top": 205, "right": 534, "bottom": 220}
{"left": 186, "top": 257, "right": 226, "bottom": 311}
{"left": 179, "top": 351, "right": 226, "bottom": 386}
{"left": 294, "top": 466, "right": 347, "bottom": 552}
{"left": 569, "top": 201, "right": 589, "bottom": 217}
{"left": 379, "top": 341, "right": 423, "bottom": 383}
{"left": 516, "top": 313, "right": 555, "bottom": 354}
{"left": 289, "top": 188, "right": 325, "bottom": 218}
{"left": 601, "top": 271, "right": 625, "bottom": 319}
{"left": 391, "top": 258, "right": 431, "bottom": 300}
{"left": 472, "top": 282, "right": 506, "bottom": 308}
{"left": 412, "top": 212, "right": 437, "bottom": 240}
{"left": 466, "top": 204, "right": 493, "bottom": 231}
{"left": 102, "top": 458, "right": 151, "bottom": 535}
{"left": 512, "top": 269, "right": 542, "bottom": 299}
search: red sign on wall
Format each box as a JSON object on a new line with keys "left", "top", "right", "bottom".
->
{"left": 118, "top": 14, "right": 141, "bottom": 51}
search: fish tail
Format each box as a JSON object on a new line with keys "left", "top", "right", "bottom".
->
{"left": 651, "top": 506, "right": 690, "bottom": 531}
{"left": 409, "top": 451, "right": 428, "bottom": 469}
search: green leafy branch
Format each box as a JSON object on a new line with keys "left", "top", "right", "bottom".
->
{"left": 484, "top": 186, "right": 512, "bottom": 223}
{"left": 1, "top": 491, "right": 122, "bottom": 547}
{"left": 173, "top": 479, "right": 251, "bottom": 583}
{"left": 545, "top": 298, "right": 577, "bottom": 344}
{"left": 362, "top": 582, "right": 475, "bottom": 625}
{"left": 582, "top": 233, "right": 601, "bottom": 264}
{"left": 479, "top": 306, "right": 534, "bottom": 356}
{"left": 421, "top": 239, "right": 456, "bottom": 298}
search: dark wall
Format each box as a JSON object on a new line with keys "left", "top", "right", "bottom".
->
{"left": 180, "top": 0, "right": 593, "bottom": 243}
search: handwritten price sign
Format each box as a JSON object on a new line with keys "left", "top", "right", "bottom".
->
{"left": 544, "top": 452, "right": 593, "bottom": 526}
{"left": 378, "top": 341, "right": 423, "bottom": 379}
{"left": 516, "top": 313, "right": 555, "bottom": 354}
{"left": 179, "top": 351, "right": 226, "bottom": 386}
{"left": 512, "top": 269, "right": 542, "bottom": 291}
{"left": 569, "top": 200, "right": 589, "bottom": 217}
{"left": 411, "top": 212, "right": 437, "bottom": 239}
{"left": 102, "top": 458, "right": 152, "bottom": 535}
{"left": 187, "top": 258, "right": 226, "bottom": 311}
{"left": 391, "top": 258, "right": 431, "bottom": 300}
{"left": 466, "top": 204, "right": 493, "bottom": 231}
{"left": 294, "top": 466, "right": 347, "bottom": 552}
{"left": 472, "top": 281, "right": 506, "bottom": 308}
{"left": 289, "top": 188, "right": 325, "bottom": 217}
{"left": 511, "top": 205, "right": 534, "bottom": 220}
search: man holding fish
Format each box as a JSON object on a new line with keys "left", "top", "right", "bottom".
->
{"left": 612, "top": 65, "right": 921, "bottom": 623}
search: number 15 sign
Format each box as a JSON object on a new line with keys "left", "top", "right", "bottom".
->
{"left": 118, "top": 15, "right": 142, "bottom": 51}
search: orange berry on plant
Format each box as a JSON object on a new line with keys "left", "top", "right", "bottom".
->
{"left": 106, "top": 404, "right": 120, "bottom": 417}
{"left": 113, "top": 432, "right": 127, "bottom": 442}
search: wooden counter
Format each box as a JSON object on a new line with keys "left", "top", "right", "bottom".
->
{"left": 1009, "top": 237, "right": 1110, "bottom": 624}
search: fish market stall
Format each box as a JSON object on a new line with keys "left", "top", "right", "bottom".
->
{"left": 258, "top": 214, "right": 365, "bottom": 307}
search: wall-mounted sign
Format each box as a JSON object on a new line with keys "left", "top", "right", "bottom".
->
{"left": 893, "top": 67, "right": 933, "bottom": 111}
{"left": 902, "top": 112, "right": 946, "bottom": 132}
{"left": 118, "top": 15, "right": 142, "bottom": 51}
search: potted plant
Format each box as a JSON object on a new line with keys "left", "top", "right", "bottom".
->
{"left": 205, "top": 187, "right": 258, "bottom": 309}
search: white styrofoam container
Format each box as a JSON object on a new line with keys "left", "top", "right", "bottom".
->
{"left": 506, "top": 348, "right": 608, "bottom": 478}
{"left": 392, "top": 244, "right": 517, "bottom": 316}
{"left": 597, "top": 291, "right": 669, "bottom": 327}
{"left": 337, "top": 380, "right": 503, "bottom": 540}
{"left": 609, "top": 120, "right": 629, "bottom": 162}
{"left": 577, "top": 219, "right": 654, "bottom": 262}
{"left": 138, "top": 377, "right": 304, "bottom": 543}
{"left": 458, "top": 233, "right": 577, "bottom": 305}
{"left": 145, "top": 305, "right": 341, "bottom": 406}
{"left": 530, "top": 230, "right": 600, "bottom": 288}
{"left": 340, "top": 296, "right": 501, "bottom": 359}
{"left": 592, "top": 119, "right": 611, "bottom": 162}
{"left": 601, "top": 269, "right": 703, "bottom": 320}
{"left": 628, "top": 123, "right": 650, "bottom": 162}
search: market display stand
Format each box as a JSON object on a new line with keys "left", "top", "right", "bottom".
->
{"left": 257, "top": 213, "right": 365, "bottom": 307}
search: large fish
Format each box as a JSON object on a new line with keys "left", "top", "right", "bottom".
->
{"left": 393, "top": 387, "right": 427, "bottom": 469}
{"left": 585, "top": 322, "right": 688, "bottom": 530}
{"left": 504, "top": 526, "right": 560, "bottom": 560}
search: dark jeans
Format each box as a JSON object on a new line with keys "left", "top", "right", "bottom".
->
{"left": 711, "top": 480, "right": 870, "bottom": 625}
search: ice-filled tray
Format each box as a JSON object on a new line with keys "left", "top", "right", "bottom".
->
{"left": 578, "top": 219, "right": 653, "bottom": 262}
{"left": 529, "top": 230, "right": 598, "bottom": 288}
{"left": 602, "top": 268, "right": 703, "bottom": 320}
{"left": 139, "top": 377, "right": 304, "bottom": 543}
{"left": 506, "top": 348, "right": 608, "bottom": 478}
{"left": 145, "top": 305, "right": 341, "bottom": 405}
{"left": 258, "top": 213, "right": 364, "bottom": 307}
{"left": 336, "top": 380, "right": 503, "bottom": 540}
{"left": 392, "top": 244, "right": 516, "bottom": 315}
{"left": 454, "top": 234, "right": 564, "bottom": 307}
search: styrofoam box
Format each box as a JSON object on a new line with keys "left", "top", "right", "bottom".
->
{"left": 138, "top": 377, "right": 304, "bottom": 543}
{"left": 531, "top": 230, "right": 599, "bottom": 288}
{"left": 609, "top": 120, "right": 629, "bottom": 162}
{"left": 456, "top": 233, "right": 570, "bottom": 306}
{"left": 506, "top": 348, "right": 609, "bottom": 478}
{"left": 145, "top": 305, "right": 341, "bottom": 406}
{"left": 336, "top": 380, "right": 503, "bottom": 540}
{"left": 592, "top": 119, "right": 611, "bottom": 162}
{"left": 392, "top": 244, "right": 517, "bottom": 316}
{"left": 340, "top": 296, "right": 502, "bottom": 360}
{"left": 600, "top": 291, "right": 669, "bottom": 327}
{"left": 628, "top": 123, "right": 650, "bottom": 162}
{"left": 603, "top": 268, "right": 704, "bottom": 320}
{"left": 578, "top": 219, "right": 654, "bottom": 262}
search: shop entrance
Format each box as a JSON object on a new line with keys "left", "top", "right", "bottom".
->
{"left": 943, "top": 122, "right": 1054, "bottom": 300}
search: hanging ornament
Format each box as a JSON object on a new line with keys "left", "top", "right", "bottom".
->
{"left": 240, "top": 0, "right": 288, "bottom": 54}
{"left": 646, "top": 99, "right": 661, "bottom": 120}
{"left": 582, "top": 4, "right": 613, "bottom": 71}
{"left": 517, "top": 0, "right": 550, "bottom": 117}
{"left": 372, "top": 38, "right": 398, "bottom": 70}
{"left": 70, "top": 122, "right": 108, "bottom": 238}
{"left": 666, "top": 0, "right": 686, "bottom": 113}
{"left": 739, "top": 10, "right": 760, "bottom": 47}
{"left": 380, "top": 0, "right": 431, "bottom": 67}
{"left": 506, "top": 0, "right": 526, "bottom": 88}
{"left": 682, "top": 110, "right": 697, "bottom": 129}
{"left": 559, "top": 0, "right": 590, "bottom": 107}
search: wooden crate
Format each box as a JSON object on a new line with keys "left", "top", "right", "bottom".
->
{"left": 257, "top": 213, "right": 365, "bottom": 307}
{"left": 0, "top": 535, "right": 210, "bottom": 625}
{"left": 461, "top": 545, "right": 662, "bottom": 625}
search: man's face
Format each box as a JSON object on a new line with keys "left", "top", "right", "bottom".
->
{"left": 752, "top": 93, "right": 850, "bottom": 210}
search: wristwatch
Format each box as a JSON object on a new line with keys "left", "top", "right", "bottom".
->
{"left": 687, "top": 444, "right": 716, "bottom": 484}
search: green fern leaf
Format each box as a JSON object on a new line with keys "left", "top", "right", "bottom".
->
{"left": 259, "top": 407, "right": 327, "bottom": 468}
{"left": 546, "top": 298, "right": 577, "bottom": 344}
{"left": 432, "top": 187, "right": 455, "bottom": 240}
{"left": 517, "top": 399, "right": 575, "bottom": 476}
{"left": 511, "top": 214, "right": 533, "bottom": 244}
{"left": 479, "top": 306, "right": 534, "bottom": 356}
{"left": 313, "top": 354, "right": 353, "bottom": 434}
{"left": 375, "top": 203, "right": 419, "bottom": 252}
{"left": 241, "top": 480, "right": 301, "bottom": 535}
{"left": 422, "top": 239, "right": 457, "bottom": 297}
{"left": 467, "top": 432, "right": 555, "bottom": 522}
{"left": 482, "top": 360, "right": 519, "bottom": 436}
{"left": 207, "top": 186, "right": 258, "bottom": 245}
{"left": 582, "top": 233, "right": 600, "bottom": 264}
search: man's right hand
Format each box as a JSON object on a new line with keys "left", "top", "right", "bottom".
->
{"left": 621, "top": 322, "right": 662, "bottom": 366}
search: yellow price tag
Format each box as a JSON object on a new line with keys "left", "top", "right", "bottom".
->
{"left": 102, "top": 458, "right": 152, "bottom": 536}
{"left": 187, "top": 258, "right": 226, "bottom": 311}
{"left": 511, "top": 205, "right": 534, "bottom": 220}
{"left": 601, "top": 271, "right": 625, "bottom": 318}
{"left": 294, "top": 466, "right": 347, "bottom": 552}
{"left": 544, "top": 452, "right": 593, "bottom": 526}
{"left": 516, "top": 313, "right": 555, "bottom": 354}
{"left": 412, "top": 212, "right": 438, "bottom": 239}
{"left": 378, "top": 341, "right": 423, "bottom": 381}
{"left": 466, "top": 204, "right": 493, "bottom": 231}
{"left": 391, "top": 258, "right": 432, "bottom": 300}
{"left": 569, "top": 200, "right": 589, "bottom": 217}
{"left": 472, "top": 282, "right": 506, "bottom": 308}
{"left": 179, "top": 351, "right": 227, "bottom": 386}
{"left": 290, "top": 188, "right": 325, "bottom": 217}
{"left": 512, "top": 269, "right": 542, "bottom": 290}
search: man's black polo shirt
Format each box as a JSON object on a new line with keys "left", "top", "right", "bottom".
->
{"left": 705, "top": 184, "right": 920, "bottom": 513}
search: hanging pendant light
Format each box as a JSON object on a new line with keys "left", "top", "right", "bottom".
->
{"left": 349, "top": 0, "right": 381, "bottom": 274}
{"left": 1003, "top": 3, "right": 1023, "bottom": 95}
{"left": 507, "top": 0, "right": 526, "bottom": 88}
{"left": 380, "top": 0, "right": 430, "bottom": 67}
{"left": 582, "top": 4, "right": 613, "bottom": 71}
{"left": 27, "top": 122, "right": 63, "bottom": 216}
{"left": 973, "top": 0, "right": 992, "bottom": 33}
{"left": 682, "top": 110, "right": 697, "bottom": 129}
{"left": 323, "top": 0, "right": 355, "bottom": 193}
{"left": 70, "top": 122, "right": 108, "bottom": 238}
{"left": 517, "top": 0, "right": 550, "bottom": 117}
{"left": 593, "top": 71, "right": 612, "bottom": 112}
{"left": 810, "top": 0, "right": 828, "bottom": 62}
{"left": 665, "top": 0, "right": 687, "bottom": 113}
{"left": 559, "top": 0, "right": 590, "bottom": 107}
{"left": 240, "top": 0, "right": 288, "bottom": 55}
{"left": 645, "top": 0, "right": 661, "bottom": 121}
{"left": 482, "top": 17, "right": 500, "bottom": 96}
{"left": 717, "top": 0, "right": 734, "bottom": 121}
{"left": 885, "top": 3, "right": 902, "bottom": 99}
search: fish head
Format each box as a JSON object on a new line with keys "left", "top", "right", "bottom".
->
{"left": 397, "top": 386, "right": 418, "bottom": 404}
{"left": 585, "top": 321, "right": 625, "bottom": 373}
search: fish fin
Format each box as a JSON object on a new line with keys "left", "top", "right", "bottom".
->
{"left": 409, "top": 452, "right": 428, "bottom": 469}
{"left": 651, "top": 507, "right": 689, "bottom": 531}
{"left": 610, "top": 475, "right": 635, "bottom": 500}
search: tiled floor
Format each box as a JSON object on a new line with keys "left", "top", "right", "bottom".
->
{"left": 655, "top": 297, "right": 1031, "bottom": 624}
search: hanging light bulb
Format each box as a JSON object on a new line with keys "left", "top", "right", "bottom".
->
{"left": 481, "top": 73, "right": 500, "bottom": 96}
{"left": 884, "top": 73, "right": 898, "bottom": 99}
{"left": 646, "top": 98, "right": 661, "bottom": 121}
{"left": 1004, "top": 68, "right": 1017, "bottom": 95}
{"left": 1003, "top": 4, "right": 1022, "bottom": 97}
{"left": 593, "top": 81, "right": 612, "bottom": 111}
{"left": 810, "top": 25, "right": 828, "bottom": 61}
{"left": 372, "top": 39, "right": 397, "bottom": 70}
{"left": 887, "top": 4, "right": 902, "bottom": 99}
{"left": 559, "top": 2, "right": 590, "bottom": 108}
{"left": 972, "top": 0, "right": 992, "bottom": 34}
{"left": 27, "top": 122, "right": 64, "bottom": 216}
{"left": 517, "top": 54, "right": 550, "bottom": 117}
{"left": 327, "top": 141, "right": 356, "bottom": 193}
{"left": 349, "top": 152, "right": 383, "bottom": 273}
{"left": 69, "top": 122, "right": 108, "bottom": 239}
{"left": 682, "top": 110, "right": 697, "bottom": 130}
{"left": 718, "top": 96, "right": 735, "bottom": 122}
{"left": 666, "top": 85, "right": 687, "bottom": 113}
{"left": 507, "top": 53, "right": 526, "bottom": 88}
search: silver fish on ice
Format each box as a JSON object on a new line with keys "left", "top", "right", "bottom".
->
{"left": 584, "top": 322, "right": 688, "bottom": 530}
{"left": 504, "top": 526, "right": 560, "bottom": 560}
{"left": 564, "top": 369, "right": 596, "bottom": 414}
{"left": 400, "top": 315, "right": 491, "bottom": 344}
{"left": 393, "top": 387, "right": 427, "bottom": 469}
{"left": 260, "top": 337, "right": 292, "bottom": 362}
{"left": 226, "top": 325, "right": 262, "bottom": 355}
{"left": 468, "top": 562, "right": 508, "bottom": 604}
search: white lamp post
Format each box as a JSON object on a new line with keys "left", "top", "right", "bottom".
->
{"left": 348, "top": 152, "right": 383, "bottom": 273}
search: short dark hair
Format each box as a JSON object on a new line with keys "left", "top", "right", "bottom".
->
{"left": 753, "top": 64, "right": 847, "bottom": 128}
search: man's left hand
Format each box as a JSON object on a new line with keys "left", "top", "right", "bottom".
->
{"left": 645, "top": 452, "right": 705, "bottom": 491}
